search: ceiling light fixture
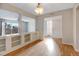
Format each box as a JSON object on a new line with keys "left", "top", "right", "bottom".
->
{"left": 35, "top": 3, "right": 44, "bottom": 15}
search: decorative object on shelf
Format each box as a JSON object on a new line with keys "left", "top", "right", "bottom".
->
{"left": 35, "top": 3, "right": 44, "bottom": 15}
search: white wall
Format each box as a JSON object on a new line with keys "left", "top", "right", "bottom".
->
{"left": 62, "top": 9, "right": 73, "bottom": 45}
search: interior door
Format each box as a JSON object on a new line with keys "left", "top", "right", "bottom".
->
{"left": 47, "top": 20, "right": 52, "bottom": 36}
{"left": 44, "top": 17, "right": 53, "bottom": 37}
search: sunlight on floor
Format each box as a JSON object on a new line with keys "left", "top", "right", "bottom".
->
{"left": 44, "top": 37, "right": 55, "bottom": 52}
{"left": 17, "top": 37, "right": 60, "bottom": 56}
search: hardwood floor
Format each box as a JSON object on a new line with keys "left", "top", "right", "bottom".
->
{"left": 6, "top": 37, "right": 79, "bottom": 56}
{"left": 16, "top": 37, "right": 60, "bottom": 56}
{"left": 54, "top": 38, "right": 79, "bottom": 56}
{"left": 6, "top": 40, "right": 42, "bottom": 56}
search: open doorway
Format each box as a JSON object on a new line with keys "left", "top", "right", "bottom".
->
{"left": 44, "top": 16, "right": 62, "bottom": 38}
{"left": 44, "top": 17, "right": 53, "bottom": 37}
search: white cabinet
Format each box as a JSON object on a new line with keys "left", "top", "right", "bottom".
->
{"left": 0, "top": 32, "right": 41, "bottom": 55}
{"left": 0, "top": 38, "right": 6, "bottom": 52}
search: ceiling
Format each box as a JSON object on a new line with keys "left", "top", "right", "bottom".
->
{"left": 11, "top": 3, "right": 75, "bottom": 15}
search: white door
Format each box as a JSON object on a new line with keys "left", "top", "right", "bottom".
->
{"left": 44, "top": 17, "right": 53, "bottom": 37}
{"left": 47, "top": 20, "right": 52, "bottom": 36}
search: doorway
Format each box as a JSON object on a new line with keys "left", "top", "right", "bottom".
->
{"left": 44, "top": 16, "right": 62, "bottom": 38}
{"left": 44, "top": 17, "right": 53, "bottom": 37}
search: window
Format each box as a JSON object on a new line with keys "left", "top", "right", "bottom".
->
{"left": 47, "top": 20, "right": 52, "bottom": 36}
{"left": 5, "top": 20, "right": 18, "bottom": 34}
{"left": 0, "top": 9, "right": 36, "bottom": 36}
{"left": 0, "top": 9, "right": 19, "bottom": 35}
{"left": 0, "top": 19, "right": 2, "bottom": 36}
{"left": 22, "top": 16, "right": 35, "bottom": 33}
{"left": 23, "top": 21, "right": 29, "bottom": 32}
{"left": 22, "top": 16, "right": 29, "bottom": 33}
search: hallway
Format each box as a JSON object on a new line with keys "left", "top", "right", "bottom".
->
{"left": 16, "top": 37, "right": 60, "bottom": 56}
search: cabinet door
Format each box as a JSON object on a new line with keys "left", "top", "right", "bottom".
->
{"left": 0, "top": 39, "right": 6, "bottom": 52}
{"left": 11, "top": 35, "right": 21, "bottom": 47}
{"left": 24, "top": 34, "right": 31, "bottom": 43}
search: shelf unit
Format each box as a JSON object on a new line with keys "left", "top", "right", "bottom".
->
{"left": 11, "top": 35, "right": 21, "bottom": 47}
{"left": 0, "top": 38, "right": 6, "bottom": 52}
{"left": 0, "top": 32, "right": 41, "bottom": 55}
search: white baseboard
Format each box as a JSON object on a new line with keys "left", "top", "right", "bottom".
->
{"left": 62, "top": 40, "right": 73, "bottom": 46}
{"left": 62, "top": 40, "right": 79, "bottom": 52}
{"left": 73, "top": 45, "right": 79, "bottom": 52}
